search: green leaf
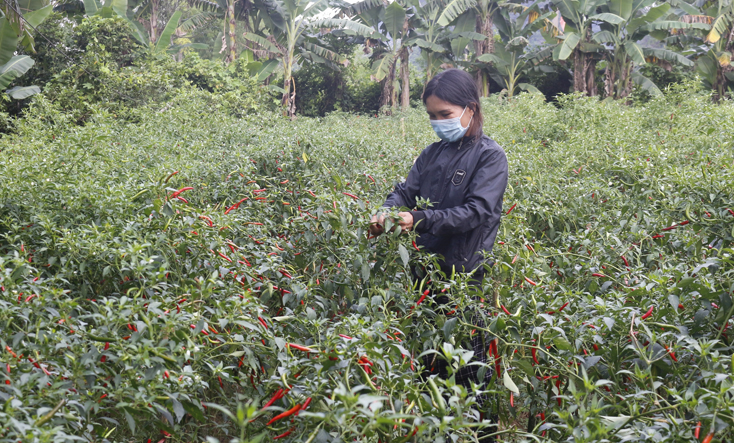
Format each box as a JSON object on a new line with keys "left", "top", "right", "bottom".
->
{"left": 589, "top": 13, "right": 625, "bottom": 25}
{"left": 608, "top": 0, "right": 633, "bottom": 20}
{"left": 311, "top": 18, "right": 375, "bottom": 37}
{"left": 257, "top": 59, "right": 279, "bottom": 82}
{"left": 372, "top": 51, "right": 396, "bottom": 81}
{"left": 557, "top": 32, "right": 580, "bottom": 60}
{"left": 503, "top": 371, "right": 519, "bottom": 394}
{"left": 624, "top": 41, "right": 645, "bottom": 65}
{"left": 0, "top": 18, "right": 20, "bottom": 66}
{"left": 0, "top": 55, "right": 35, "bottom": 77}
{"left": 0, "top": 70, "right": 18, "bottom": 91}
{"left": 242, "top": 32, "right": 282, "bottom": 55}
{"left": 383, "top": 1, "right": 406, "bottom": 40}
{"left": 437, "top": 0, "right": 477, "bottom": 27}
{"left": 443, "top": 317, "right": 458, "bottom": 340}
{"left": 592, "top": 30, "right": 619, "bottom": 45}
{"left": 477, "top": 53, "right": 509, "bottom": 66}
{"left": 398, "top": 244, "right": 409, "bottom": 267}
{"left": 155, "top": 10, "right": 182, "bottom": 53}
{"left": 6, "top": 85, "right": 40, "bottom": 99}
{"left": 109, "top": 0, "right": 128, "bottom": 20}
{"left": 23, "top": 3, "right": 52, "bottom": 28}
{"left": 83, "top": 0, "right": 102, "bottom": 15}
{"left": 630, "top": 71, "right": 662, "bottom": 96}
{"left": 518, "top": 83, "right": 542, "bottom": 94}
{"left": 553, "top": 336, "right": 573, "bottom": 351}
{"left": 643, "top": 47, "right": 694, "bottom": 67}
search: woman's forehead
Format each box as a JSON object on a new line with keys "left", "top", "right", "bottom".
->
{"left": 425, "top": 95, "right": 463, "bottom": 113}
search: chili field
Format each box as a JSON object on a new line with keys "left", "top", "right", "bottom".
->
{"left": 1, "top": 87, "right": 734, "bottom": 443}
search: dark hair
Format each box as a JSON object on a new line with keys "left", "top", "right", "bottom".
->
{"left": 423, "top": 69, "right": 483, "bottom": 138}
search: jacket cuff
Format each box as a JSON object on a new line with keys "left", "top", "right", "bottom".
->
{"left": 410, "top": 211, "right": 427, "bottom": 233}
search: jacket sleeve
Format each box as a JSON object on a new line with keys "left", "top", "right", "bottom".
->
{"left": 411, "top": 148, "right": 508, "bottom": 236}
{"left": 381, "top": 147, "right": 428, "bottom": 210}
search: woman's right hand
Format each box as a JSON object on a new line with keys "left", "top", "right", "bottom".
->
{"left": 369, "top": 213, "right": 386, "bottom": 236}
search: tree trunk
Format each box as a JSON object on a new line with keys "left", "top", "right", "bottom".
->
{"left": 474, "top": 12, "right": 494, "bottom": 96}
{"left": 400, "top": 46, "right": 410, "bottom": 111}
{"left": 378, "top": 55, "right": 397, "bottom": 114}
{"left": 282, "top": 58, "right": 296, "bottom": 119}
{"left": 149, "top": 0, "right": 159, "bottom": 43}
{"left": 573, "top": 48, "right": 587, "bottom": 94}
{"left": 585, "top": 56, "right": 597, "bottom": 97}
{"left": 226, "top": 0, "right": 237, "bottom": 63}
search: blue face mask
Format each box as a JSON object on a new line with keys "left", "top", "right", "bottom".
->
{"left": 430, "top": 106, "right": 472, "bottom": 142}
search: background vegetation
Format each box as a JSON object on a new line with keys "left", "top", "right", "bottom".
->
{"left": 1, "top": 0, "right": 734, "bottom": 442}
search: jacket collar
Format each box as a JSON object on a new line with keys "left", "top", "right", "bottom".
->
{"left": 445, "top": 133, "right": 482, "bottom": 150}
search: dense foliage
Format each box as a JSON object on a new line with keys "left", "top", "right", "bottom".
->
{"left": 1, "top": 82, "right": 733, "bottom": 442}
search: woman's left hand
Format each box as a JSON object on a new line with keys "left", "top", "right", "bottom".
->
{"left": 397, "top": 212, "right": 413, "bottom": 231}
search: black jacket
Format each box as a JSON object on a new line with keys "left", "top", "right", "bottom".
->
{"left": 382, "top": 133, "right": 508, "bottom": 275}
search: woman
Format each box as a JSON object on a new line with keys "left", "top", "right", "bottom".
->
{"left": 369, "top": 68, "right": 508, "bottom": 433}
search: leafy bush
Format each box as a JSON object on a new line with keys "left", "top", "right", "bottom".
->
{"left": 1, "top": 88, "right": 733, "bottom": 443}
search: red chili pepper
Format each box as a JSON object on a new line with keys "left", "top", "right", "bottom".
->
{"left": 169, "top": 187, "right": 193, "bottom": 199}
{"left": 279, "top": 269, "right": 293, "bottom": 279}
{"left": 694, "top": 421, "right": 701, "bottom": 439}
{"left": 307, "top": 190, "right": 316, "bottom": 198}
{"left": 510, "top": 392, "right": 514, "bottom": 407}
{"left": 531, "top": 348, "right": 539, "bottom": 365}
{"left": 412, "top": 241, "right": 420, "bottom": 251}
{"left": 297, "top": 397, "right": 312, "bottom": 416}
{"left": 592, "top": 273, "right": 605, "bottom": 278}
{"left": 665, "top": 345, "right": 678, "bottom": 362}
{"left": 621, "top": 255, "right": 629, "bottom": 267}
{"left": 501, "top": 305, "right": 511, "bottom": 316}
{"left": 416, "top": 294, "right": 426, "bottom": 306}
{"left": 559, "top": 302, "right": 569, "bottom": 312}
{"left": 258, "top": 317, "right": 268, "bottom": 329}
{"left": 505, "top": 203, "right": 517, "bottom": 215}
{"left": 164, "top": 370, "right": 169, "bottom": 379}
{"left": 164, "top": 171, "right": 179, "bottom": 183}
{"left": 287, "top": 343, "right": 314, "bottom": 352}
{"left": 652, "top": 234, "right": 665, "bottom": 239}
{"left": 199, "top": 215, "right": 214, "bottom": 227}
{"left": 218, "top": 376, "right": 223, "bottom": 388}
{"left": 339, "top": 334, "right": 353, "bottom": 340}
{"left": 211, "top": 250, "right": 232, "bottom": 262}
{"left": 524, "top": 277, "right": 537, "bottom": 286}
{"left": 342, "top": 192, "right": 358, "bottom": 200}
{"left": 728, "top": 208, "right": 734, "bottom": 217}
{"left": 641, "top": 306, "right": 654, "bottom": 320}
{"left": 512, "top": 254, "right": 518, "bottom": 264}
{"left": 273, "top": 428, "right": 295, "bottom": 440}
{"left": 266, "top": 403, "right": 302, "bottom": 426}
{"left": 702, "top": 432, "right": 714, "bottom": 443}
{"left": 678, "top": 303, "right": 684, "bottom": 310}
{"left": 225, "top": 197, "right": 248, "bottom": 214}
{"left": 262, "top": 389, "right": 284, "bottom": 410}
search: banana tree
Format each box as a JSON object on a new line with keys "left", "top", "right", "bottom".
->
{"left": 593, "top": 0, "right": 709, "bottom": 99}
{"left": 477, "top": 2, "right": 553, "bottom": 97}
{"left": 695, "top": 0, "right": 733, "bottom": 100}
{"left": 471, "top": 0, "right": 503, "bottom": 95}
{"left": 82, "top": 0, "right": 149, "bottom": 43}
{"left": 345, "top": 0, "right": 411, "bottom": 112}
{"left": 411, "top": 0, "right": 484, "bottom": 91}
{"left": 550, "top": 0, "right": 605, "bottom": 96}
{"left": 129, "top": 0, "right": 217, "bottom": 47}
{"left": 0, "top": 0, "right": 52, "bottom": 98}
{"left": 244, "top": 0, "right": 374, "bottom": 117}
